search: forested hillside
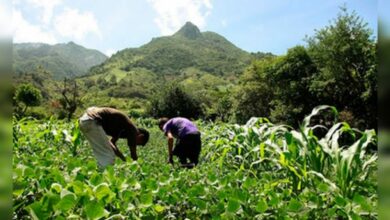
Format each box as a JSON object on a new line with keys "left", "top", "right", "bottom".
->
{"left": 75, "top": 22, "right": 272, "bottom": 118}
{"left": 14, "top": 9, "right": 376, "bottom": 130}
{"left": 13, "top": 42, "right": 107, "bottom": 79}
{"left": 89, "top": 22, "right": 259, "bottom": 77}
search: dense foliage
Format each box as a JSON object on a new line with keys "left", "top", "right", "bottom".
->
{"left": 12, "top": 8, "right": 377, "bottom": 131}
{"left": 13, "top": 42, "right": 107, "bottom": 80}
{"left": 233, "top": 8, "right": 376, "bottom": 129}
{"left": 13, "top": 106, "right": 377, "bottom": 219}
{"left": 148, "top": 83, "right": 203, "bottom": 119}
{"left": 307, "top": 7, "right": 377, "bottom": 129}
{"left": 14, "top": 83, "right": 42, "bottom": 118}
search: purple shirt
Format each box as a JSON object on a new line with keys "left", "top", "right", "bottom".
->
{"left": 163, "top": 117, "right": 199, "bottom": 139}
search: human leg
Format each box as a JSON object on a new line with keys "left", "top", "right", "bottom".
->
{"left": 79, "top": 118, "right": 115, "bottom": 169}
{"left": 187, "top": 133, "right": 201, "bottom": 165}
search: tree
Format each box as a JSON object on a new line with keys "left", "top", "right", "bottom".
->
{"left": 14, "top": 84, "right": 42, "bottom": 117}
{"left": 306, "top": 6, "right": 377, "bottom": 129}
{"left": 83, "top": 78, "right": 95, "bottom": 88}
{"left": 97, "top": 76, "right": 108, "bottom": 89}
{"left": 215, "top": 95, "right": 233, "bottom": 122}
{"left": 57, "top": 78, "right": 81, "bottom": 121}
{"left": 268, "top": 46, "right": 318, "bottom": 126}
{"left": 148, "top": 83, "right": 203, "bottom": 119}
{"left": 233, "top": 58, "right": 276, "bottom": 123}
{"left": 14, "top": 65, "right": 53, "bottom": 100}
{"left": 109, "top": 75, "right": 117, "bottom": 86}
{"left": 233, "top": 82, "right": 272, "bottom": 124}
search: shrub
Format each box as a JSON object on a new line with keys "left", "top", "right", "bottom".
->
{"left": 148, "top": 83, "right": 203, "bottom": 119}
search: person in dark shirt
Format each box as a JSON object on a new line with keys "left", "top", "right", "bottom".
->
{"left": 158, "top": 117, "right": 201, "bottom": 168}
{"left": 79, "top": 107, "right": 149, "bottom": 168}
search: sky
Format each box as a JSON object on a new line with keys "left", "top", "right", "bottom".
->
{"left": 4, "top": 0, "right": 378, "bottom": 56}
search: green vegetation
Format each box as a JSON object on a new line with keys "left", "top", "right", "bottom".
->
{"left": 232, "top": 8, "right": 376, "bottom": 129}
{"left": 306, "top": 7, "right": 376, "bottom": 129}
{"left": 14, "top": 83, "right": 42, "bottom": 118}
{"left": 148, "top": 83, "right": 203, "bottom": 119}
{"left": 10, "top": 5, "right": 378, "bottom": 220}
{"left": 90, "top": 22, "right": 253, "bottom": 77}
{"left": 13, "top": 42, "right": 107, "bottom": 80}
{"left": 72, "top": 21, "right": 261, "bottom": 119}
{"left": 13, "top": 106, "right": 377, "bottom": 219}
{"left": 12, "top": 8, "right": 375, "bottom": 131}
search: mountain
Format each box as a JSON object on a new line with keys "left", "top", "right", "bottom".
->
{"left": 13, "top": 22, "right": 274, "bottom": 117}
{"left": 13, "top": 42, "right": 108, "bottom": 79}
{"left": 76, "top": 22, "right": 274, "bottom": 111}
{"left": 89, "top": 22, "right": 255, "bottom": 77}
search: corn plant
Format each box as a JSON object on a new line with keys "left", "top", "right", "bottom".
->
{"left": 13, "top": 106, "right": 377, "bottom": 219}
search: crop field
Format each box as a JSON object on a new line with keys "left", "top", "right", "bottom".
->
{"left": 13, "top": 106, "right": 377, "bottom": 219}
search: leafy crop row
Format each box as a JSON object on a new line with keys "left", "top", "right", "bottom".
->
{"left": 13, "top": 106, "right": 377, "bottom": 219}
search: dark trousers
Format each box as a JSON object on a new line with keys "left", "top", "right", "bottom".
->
{"left": 173, "top": 132, "right": 201, "bottom": 165}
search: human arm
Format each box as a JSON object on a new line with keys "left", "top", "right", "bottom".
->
{"left": 110, "top": 135, "right": 126, "bottom": 162}
{"left": 129, "top": 144, "right": 137, "bottom": 161}
{"left": 167, "top": 131, "right": 174, "bottom": 164}
{"left": 127, "top": 126, "right": 138, "bottom": 161}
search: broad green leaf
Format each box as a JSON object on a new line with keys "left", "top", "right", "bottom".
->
{"left": 335, "top": 195, "right": 347, "bottom": 207}
{"left": 70, "top": 180, "right": 85, "bottom": 195}
{"left": 269, "top": 194, "right": 280, "bottom": 207}
{"left": 317, "top": 183, "right": 329, "bottom": 193}
{"left": 84, "top": 201, "right": 108, "bottom": 220}
{"left": 195, "top": 199, "right": 207, "bottom": 211}
{"left": 13, "top": 181, "right": 25, "bottom": 197}
{"left": 255, "top": 199, "right": 268, "bottom": 213}
{"left": 154, "top": 204, "right": 165, "bottom": 213}
{"left": 140, "top": 192, "right": 153, "bottom": 207}
{"left": 51, "top": 183, "right": 62, "bottom": 193}
{"left": 94, "top": 183, "right": 113, "bottom": 201}
{"left": 353, "top": 194, "right": 372, "bottom": 212}
{"left": 27, "top": 202, "right": 50, "bottom": 220}
{"left": 243, "top": 177, "right": 256, "bottom": 189}
{"left": 349, "top": 211, "right": 362, "bottom": 220}
{"left": 287, "top": 199, "right": 303, "bottom": 212}
{"left": 54, "top": 194, "right": 77, "bottom": 212}
{"left": 226, "top": 199, "right": 240, "bottom": 213}
{"left": 41, "top": 192, "right": 61, "bottom": 213}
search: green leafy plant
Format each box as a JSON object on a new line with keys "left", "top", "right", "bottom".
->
{"left": 13, "top": 106, "right": 377, "bottom": 219}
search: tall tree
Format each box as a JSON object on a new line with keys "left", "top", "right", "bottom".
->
{"left": 268, "top": 46, "right": 318, "bottom": 126}
{"left": 306, "top": 7, "right": 377, "bottom": 129}
{"left": 233, "top": 58, "right": 276, "bottom": 123}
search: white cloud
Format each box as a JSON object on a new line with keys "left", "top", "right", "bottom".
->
{"left": 13, "top": 9, "right": 57, "bottom": 44}
{"left": 26, "top": 0, "right": 62, "bottom": 24}
{"left": 147, "top": 0, "right": 213, "bottom": 35}
{"left": 105, "top": 48, "right": 117, "bottom": 57}
{"left": 54, "top": 8, "right": 102, "bottom": 40}
{"left": 0, "top": 3, "right": 13, "bottom": 38}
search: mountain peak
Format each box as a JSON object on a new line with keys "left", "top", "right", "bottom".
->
{"left": 174, "top": 21, "right": 202, "bottom": 39}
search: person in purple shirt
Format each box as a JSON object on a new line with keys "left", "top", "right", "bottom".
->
{"left": 158, "top": 117, "right": 201, "bottom": 168}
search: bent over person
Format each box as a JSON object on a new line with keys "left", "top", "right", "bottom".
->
{"left": 158, "top": 117, "right": 201, "bottom": 168}
{"left": 79, "top": 107, "right": 149, "bottom": 169}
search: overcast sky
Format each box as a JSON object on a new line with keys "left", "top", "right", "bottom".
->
{"left": 5, "top": 0, "right": 377, "bottom": 56}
